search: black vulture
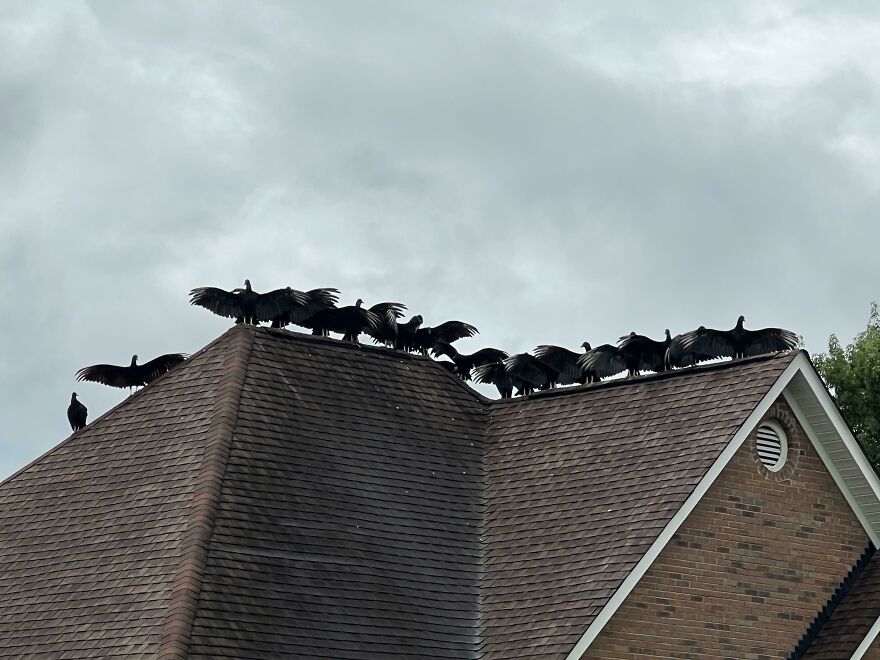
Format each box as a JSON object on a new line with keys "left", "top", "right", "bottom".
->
{"left": 304, "top": 299, "right": 381, "bottom": 342}
{"left": 412, "top": 321, "right": 478, "bottom": 355}
{"left": 75, "top": 353, "right": 187, "bottom": 391}
{"left": 432, "top": 343, "right": 509, "bottom": 380}
{"left": 365, "top": 302, "right": 408, "bottom": 346}
{"left": 533, "top": 342, "right": 599, "bottom": 385}
{"left": 616, "top": 329, "right": 672, "bottom": 375}
{"left": 473, "top": 362, "right": 514, "bottom": 399}
{"left": 67, "top": 393, "right": 87, "bottom": 431}
{"left": 578, "top": 343, "right": 629, "bottom": 379}
{"left": 394, "top": 315, "right": 424, "bottom": 352}
{"left": 503, "top": 353, "right": 559, "bottom": 396}
{"left": 665, "top": 331, "right": 720, "bottom": 369}
{"left": 270, "top": 287, "right": 340, "bottom": 328}
{"left": 679, "top": 316, "right": 799, "bottom": 360}
{"left": 190, "top": 279, "right": 318, "bottom": 326}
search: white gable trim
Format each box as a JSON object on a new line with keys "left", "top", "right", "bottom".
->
{"left": 566, "top": 352, "right": 880, "bottom": 659}
{"left": 852, "top": 616, "right": 880, "bottom": 659}
{"left": 565, "top": 356, "right": 803, "bottom": 660}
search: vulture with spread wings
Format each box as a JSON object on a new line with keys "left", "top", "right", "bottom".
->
{"left": 76, "top": 353, "right": 187, "bottom": 391}
{"left": 533, "top": 342, "right": 598, "bottom": 385}
{"left": 411, "top": 321, "right": 478, "bottom": 355}
{"left": 503, "top": 353, "right": 559, "bottom": 396}
{"left": 679, "top": 316, "right": 798, "bottom": 360}
{"left": 270, "top": 287, "right": 340, "bottom": 328}
{"left": 365, "top": 302, "right": 408, "bottom": 346}
{"left": 432, "top": 343, "right": 508, "bottom": 381}
{"left": 473, "top": 361, "right": 514, "bottom": 399}
{"left": 303, "top": 299, "right": 382, "bottom": 342}
{"left": 665, "top": 331, "right": 720, "bottom": 369}
{"left": 190, "top": 279, "right": 323, "bottom": 326}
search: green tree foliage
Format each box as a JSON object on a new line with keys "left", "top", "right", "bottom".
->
{"left": 814, "top": 303, "right": 880, "bottom": 469}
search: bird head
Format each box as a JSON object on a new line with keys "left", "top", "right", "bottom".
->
{"left": 581, "top": 341, "right": 592, "bottom": 351}
{"left": 413, "top": 314, "right": 423, "bottom": 324}
{"left": 737, "top": 315, "right": 745, "bottom": 326}
{"left": 71, "top": 392, "right": 77, "bottom": 400}
{"left": 244, "top": 279, "right": 252, "bottom": 290}
{"left": 131, "top": 355, "right": 138, "bottom": 366}
{"left": 355, "top": 298, "right": 364, "bottom": 307}
{"left": 665, "top": 329, "right": 671, "bottom": 339}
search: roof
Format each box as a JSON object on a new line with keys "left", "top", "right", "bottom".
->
{"left": 1, "top": 326, "right": 869, "bottom": 658}
{"left": 799, "top": 549, "right": 880, "bottom": 658}
{"left": 480, "top": 352, "right": 795, "bottom": 659}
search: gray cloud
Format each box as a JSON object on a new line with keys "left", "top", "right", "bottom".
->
{"left": 2, "top": 0, "right": 880, "bottom": 477}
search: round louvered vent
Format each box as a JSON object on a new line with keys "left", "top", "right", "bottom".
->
{"left": 756, "top": 422, "right": 788, "bottom": 472}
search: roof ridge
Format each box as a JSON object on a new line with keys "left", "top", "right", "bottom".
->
{"left": 486, "top": 350, "right": 803, "bottom": 407}
{"left": 0, "top": 326, "right": 245, "bottom": 491}
{"left": 159, "top": 324, "right": 256, "bottom": 658}
{"left": 259, "top": 326, "right": 492, "bottom": 403}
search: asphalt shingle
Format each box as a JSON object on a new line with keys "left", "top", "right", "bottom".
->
{"left": 0, "top": 325, "right": 804, "bottom": 658}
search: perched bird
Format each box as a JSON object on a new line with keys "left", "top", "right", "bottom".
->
{"left": 75, "top": 354, "right": 187, "bottom": 392}
{"left": 473, "top": 362, "right": 514, "bottom": 399}
{"left": 533, "top": 342, "right": 598, "bottom": 385}
{"left": 365, "top": 302, "right": 408, "bottom": 346}
{"left": 270, "top": 288, "right": 340, "bottom": 328}
{"left": 679, "top": 316, "right": 799, "bottom": 360}
{"left": 432, "top": 343, "right": 509, "bottom": 380}
{"left": 412, "top": 321, "right": 478, "bottom": 355}
{"left": 304, "top": 299, "right": 381, "bottom": 342}
{"left": 190, "top": 279, "right": 317, "bottom": 326}
{"left": 578, "top": 343, "right": 630, "bottom": 379}
{"left": 665, "top": 332, "right": 719, "bottom": 369}
{"left": 503, "top": 353, "right": 559, "bottom": 396}
{"left": 67, "top": 393, "right": 87, "bottom": 431}
{"left": 616, "top": 329, "right": 672, "bottom": 375}
{"left": 394, "top": 315, "right": 424, "bottom": 352}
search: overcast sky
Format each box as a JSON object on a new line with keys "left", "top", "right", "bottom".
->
{"left": 2, "top": 1, "right": 880, "bottom": 479}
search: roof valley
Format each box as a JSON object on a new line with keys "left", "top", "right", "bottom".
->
{"left": 159, "top": 325, "right": 256, "bottom": 659}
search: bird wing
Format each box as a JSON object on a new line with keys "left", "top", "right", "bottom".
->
{"left": 189, "top": 287, "right": 242, "bottom": 319}
{"left": 370, "top": 302, "right": 407, "bottom": 321}
{"left": 740, "top": 327, "right": 799, "bottom": 357}
{"left": 253, "top": 288, "right": 310, "bottom": 323}
{"left": 138, "top": 353, "right": 187, "bottom": 383}
{"left": 306, "top": 287, "right": 340, "bottom": 308}
{"left": 505, "top": 354, "right": 557, "bottom": 387}
{"left": 431, "top": 342, "right": 457, "bottom": 359}
{"left": 666, "top": 333, "right": 720, "bottom": 368}
{"left": 534, "top": 345, "right": 583, "bottom": 384}
{"left": 578, "top": 345, "right": 627, "bottom": 378}
{"left": 431, "top": 321, "right": 479, "bottom": 344}
{"left": 679, "top": 328, "right": 736, "bottom": 359}
{"left": 473, "top": 362, "right": 507, "bottom": 386}
{"left": 75, "top": 364, "right": 133, "bottom": 388}
{"left": 469, "top": 348, "right": 509, "bottom": 367}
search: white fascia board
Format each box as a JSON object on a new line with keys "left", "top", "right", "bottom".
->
{"left": 783, "top": 389, "right": 880, "bottom": 546}
{"left": 794, "top": 356, "right": 880, "bottom": 507}
{"left": 852, "top": 616, "right": 880, "bottom": 659}
{"left": 565, "top": 356, "right": 803, "bottom": 660}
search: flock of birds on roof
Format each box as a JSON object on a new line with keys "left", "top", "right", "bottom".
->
{"left": 66, "top": 278, "right": 800, "bottom": 432}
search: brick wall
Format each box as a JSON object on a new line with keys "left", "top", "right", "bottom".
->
{"left": 586, "top": 398, "right": 870, "bottom": 659}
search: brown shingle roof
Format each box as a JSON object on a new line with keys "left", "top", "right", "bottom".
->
{"left": 0, "top": 325, "right": 802, "bottom": 658}
{"left": 799, "top": 549, "right": 880, "bottom": 658}
{"left": 479, "top": 352, "right": 795, "bottom": 658}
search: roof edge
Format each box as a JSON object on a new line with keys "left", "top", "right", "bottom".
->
{"left": 0, "top": 327, "right": 244, "bottom": 491}
{"left": 158, "top": 324, "right": 255, "bottom": 659}
{"left": 853, "top": 616, "right": 880, "bottom": 659}
{"left": 564, "top": 352, "right": 805, "bottom": 659}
